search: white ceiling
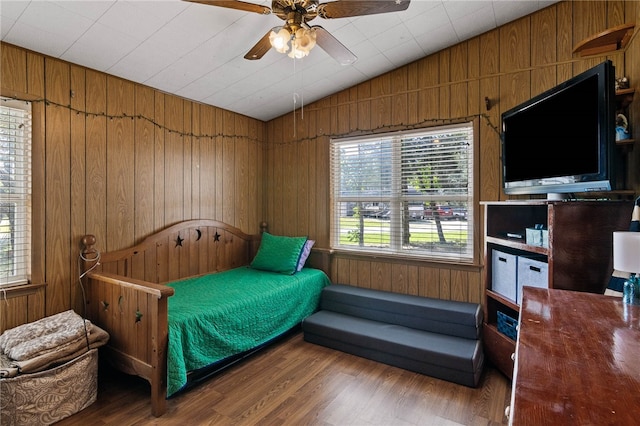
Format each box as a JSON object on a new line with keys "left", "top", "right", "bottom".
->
{"left": 1, "top": 0, "right": 558, "bottom": 121}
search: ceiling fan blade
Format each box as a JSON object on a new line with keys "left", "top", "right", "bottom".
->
{"left": 244, "top": 30, "right": 274, "bottom": 60}
{"left": 313, "top": 26, "right": 357, "bottom": 65}
{"left": 318, "top": 0, "right": 410, "bottom": 19}
{"left": 183, "top": 0, "right": 271, "bottom": 15}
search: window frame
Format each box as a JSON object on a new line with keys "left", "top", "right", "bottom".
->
{"left": 330, "top": 122, "right": 476, "bottom": 263}
{"left": 0, "top": 98, "right": 32, "bottom": 288}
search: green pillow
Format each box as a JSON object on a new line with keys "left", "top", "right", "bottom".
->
{"left": 250, "top": 233, "right": 307, "bottom": 275}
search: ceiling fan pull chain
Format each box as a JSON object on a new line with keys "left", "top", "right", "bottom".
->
{"left": 292, "top": 56, "right": 302, "bottom": 136}
{"left": 293, "top": 92, "right": 299, "bottom": 138}
{"left": 300, "top": 61, "right": 305, "bottom": 120}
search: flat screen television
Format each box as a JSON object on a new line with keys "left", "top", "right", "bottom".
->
{"left": 501, "top": 60, "right": 617, "bottom": 199}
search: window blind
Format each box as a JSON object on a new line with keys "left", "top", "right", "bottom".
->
{"left": 330, "top": 122, "right": 474, "bottom": 261}
{"left": 0, "top": 99, "right": 32, "bottom": 287}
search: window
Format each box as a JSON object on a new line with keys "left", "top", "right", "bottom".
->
{"left": 330, "top": 122, "right": 474, "bottom": 262}
{"left": 0, "top": 99, "right": 32, "bottom": 287}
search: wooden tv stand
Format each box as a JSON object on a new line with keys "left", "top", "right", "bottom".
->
{"left": 509, "top": 287, "right": 640, "bottom": 424}
{"left": 482, "top": 200, "right": 631, "bottom": 379}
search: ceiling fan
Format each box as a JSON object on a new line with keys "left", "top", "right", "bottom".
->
{"left": 184, "top": 0, "right": 411, "bottom": 65}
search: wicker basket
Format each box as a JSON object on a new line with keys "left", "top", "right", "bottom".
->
{"left": 0, "top": 349, "right": 98, "bottom": 426}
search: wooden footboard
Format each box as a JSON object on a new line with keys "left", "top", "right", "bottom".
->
{"left": 84, "top": 271, "right": 173, "bottom": 416}
{"left": 80, "top": 219, "right": 263, "bottom": 416}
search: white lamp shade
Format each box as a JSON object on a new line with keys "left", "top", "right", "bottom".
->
{"left": 613, "top": 231, "right": 640, "bottom": 274}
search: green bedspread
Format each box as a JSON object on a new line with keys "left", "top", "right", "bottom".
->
{"left": 166, "top": 266, "right": 330, "bottom": 396}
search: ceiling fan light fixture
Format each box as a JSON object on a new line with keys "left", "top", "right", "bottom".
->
{"left": 193, "top": 0, "right": 412, "bottom": 63}
{"left": 288, "top": 27, "right": 317, "bottom": 58}
{"left": 288, "top": 48, "right": 306, "bottom": 59}
{"left": 269, "top": 27, "right": 291, "bottom": 53}
{"left": 296, "top": 27, "right": 317, "bottom": 50}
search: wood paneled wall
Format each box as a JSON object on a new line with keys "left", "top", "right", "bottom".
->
{"left": 264, "top": 0, "right": 640, "bottom": 301}
{"left": 0, "top": 45, "right": 264, "bottom": 331}
{"left": 0, "top": 0, "right": 638, "bottom": 332}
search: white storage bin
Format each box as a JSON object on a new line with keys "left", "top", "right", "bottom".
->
{"left": 517, "top": 256, "right": 549, "bottom": 303}
{"left": 492, "top": 249, "right": 517, "bottom": 302}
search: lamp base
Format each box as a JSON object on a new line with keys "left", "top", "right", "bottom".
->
{"left": 623, "top": 274, "right": 640, "bottom": 305}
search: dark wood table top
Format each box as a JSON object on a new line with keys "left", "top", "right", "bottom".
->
{"left": 511, "top": 287, "right": 640, "bottom": 425}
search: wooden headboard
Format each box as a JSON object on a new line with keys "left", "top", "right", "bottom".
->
{"left": 82, "top": 219, "right": 265, "bottom": 285}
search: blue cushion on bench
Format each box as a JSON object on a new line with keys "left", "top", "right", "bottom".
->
{"left": 303, "top": 310, "right": 483, "bottom": 387}
{"left": 319, "top": 284, "right": 482, "bottom": 340}
{"left": 302, "top": 284, "right": 485, "bottom": 387}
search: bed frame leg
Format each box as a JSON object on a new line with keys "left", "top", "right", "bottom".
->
{"left": 151, "top": 385, "right": 167, "bottom": 417}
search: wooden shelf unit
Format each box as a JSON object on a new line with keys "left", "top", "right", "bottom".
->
{"left": 615, "top": 88, "right": 635, "bottom": 172}
{"left": 481, "top": 200, "right": 630, "bottom": 379}
{"left": 616, "top": 88, "right": 635, "bottom": 110}
{"left": 573, "top": 23, "right": 635, "bottom": 56}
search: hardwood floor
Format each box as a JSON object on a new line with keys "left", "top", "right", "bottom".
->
{"left": 58, "top": 332, "right": 511, "bottom": 425}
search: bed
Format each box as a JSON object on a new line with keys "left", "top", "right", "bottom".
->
{"left": 80, "top": 219, "right": 331, "bottom": 417}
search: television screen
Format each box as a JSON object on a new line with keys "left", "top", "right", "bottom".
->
{"left": 501, "top": 60, "right": 616, "bottom": 198}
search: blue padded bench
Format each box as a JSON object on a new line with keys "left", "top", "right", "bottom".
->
{"left": 302, "top": 284, "right": 484, "bottom": 387}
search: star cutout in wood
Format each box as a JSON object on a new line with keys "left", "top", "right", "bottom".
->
{"left": 175, "top": 235, "right": 184, "bottom": 247}
{"left": 214, "top": 231, "right": 221, "bottom": 242}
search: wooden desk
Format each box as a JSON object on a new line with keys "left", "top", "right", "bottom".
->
{"left": 510, "top": 287, "right": 640, "bottom": 425}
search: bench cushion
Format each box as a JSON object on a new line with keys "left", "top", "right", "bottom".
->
{"left": 320, "top": 284, "right": 482, "bottom": 340}
{"left": 303, "top": 310, "right": 484, "bottom": 387}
